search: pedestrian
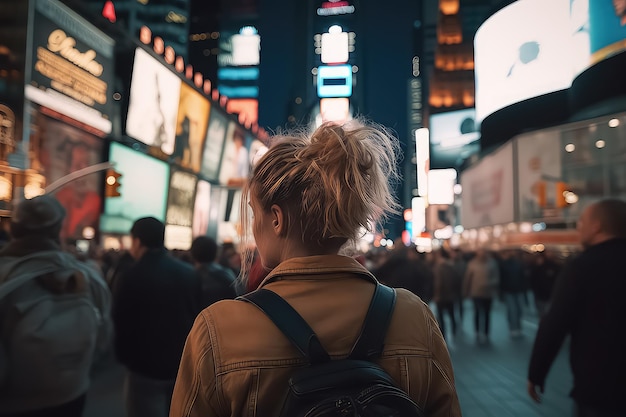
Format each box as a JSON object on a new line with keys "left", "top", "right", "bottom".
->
{"left": 498, "top": 249, "right": 527, "bottom": 338}
{"left": 0, "top": 195, "right": 112, "bottom": 417}
{"left": 528, "top": 249, "right": 560, "bottom": 318}
{"left": 189, "top": 235, "right": 238, "bottom": 308}
{"left": 450, "top": 248, "right": 467, "bottom": 324}
{"left": 527, "top": 199, "right": 626, "bottom": 417}
{"left": 432, "top": 248, "right": 462, "bottom": 339}
{"left": 170, "top": 119, "right": 461, "bottom": 416}
{"left": 463, "top": 248, "right": 500, "bottom": 343}
{"left": 111, "top": 217, "right": 201, "bottom": 417}
{"left": 374, "top": 242, "right": 434, "bottom": 303}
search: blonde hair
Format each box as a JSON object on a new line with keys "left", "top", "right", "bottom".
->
{"left": 238, "top": 119, "right": 402, "bottom": 281}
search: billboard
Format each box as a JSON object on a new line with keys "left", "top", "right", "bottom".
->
{"left": 200, "top": 106, "right": 229, "bottom": 181}
{"left": 172, "top": 83, "right": 210, "bottom": 172}
{"left": 165, "top": 169, "right": 197, "bottom": 249}
{"left": 25, "top": 0, "right": 114, "bottom": 134}
{"left": 516, "top": 129, "right": 563, "bottom": 221}
{"left": 429, "top": 108, "right": 480, "bottom": 169}
{"left": 588, "top": 0, "right": 626, "bottom": 64}
{"left": 474, "top": 0, "right": 576, "bottom": 122}
{"left": 100, "top": 142, "right": 169, "bottom": 234}
{"left": 218, "top": 121, "right": 251, "bottom": 186}
{"left": 35, "top": 111, "right": 104, "bottom": 240}
{"left": 192, "top": 179, "right": 212, "bottom": 237}
{"left": 460, "top": 141, "right": 515, "bottom": 229}
{"left": 125, "top": 47, "right": 181, "bottom": 155}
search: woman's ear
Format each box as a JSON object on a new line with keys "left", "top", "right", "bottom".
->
{"left": 270, "top": 204, "right": 285, "bottom": 236}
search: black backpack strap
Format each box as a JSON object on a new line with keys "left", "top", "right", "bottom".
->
{"left": 238, "top": 289, "right": 331, "bottom": 364}
{"left": 348, "top": 283, "right": 397, "bottom": 361}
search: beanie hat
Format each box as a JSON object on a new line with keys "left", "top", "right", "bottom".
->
{"left": 130, "top": 217, "right": 165, "bottom": 249}
{"left": 11, "top": 195, "right": 66, "bottom": 239}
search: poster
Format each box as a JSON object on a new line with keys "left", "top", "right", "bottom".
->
{"left": 36, "top": 112, "right": 103, "bottom": 240}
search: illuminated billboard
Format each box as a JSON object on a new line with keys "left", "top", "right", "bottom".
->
{"left": 192, "top": 180, "right": 212, "bottom": 237}
{"left": 588, "top": 0, "right": 626, "bottom": 65}
{"left": 219, "top": 121, "right": 250, "bottom": 186}
{"left": 100, "top": 142, "right": 170, "bottom": 234}
{"left": 125, "top": 47, "right": 181, "bottom": 155}
{"left": 317, "top": 65, "right": 353, "bottom": 98}
{"left": 165, "top": 169, "right": 197, "bottom": 249}
{"left": 200, "top": 106, "right": 229, "bottom": 181}
{"left": 460, "top": 141, "right": 514, "bottom": 229}
{"left": 172, "top": 83, "right": 210, "bottom": 172}
{"left": 37, "top": 111, "right": 104, "bottom": 240}
{"left": 429, "top": 108, "right": 480, "bottom": 169}
{"left": 474, "top": 0, "right": 577, "bottom": 122}
{"left": 25, "top": 0, "right": 114, "bottom": 134}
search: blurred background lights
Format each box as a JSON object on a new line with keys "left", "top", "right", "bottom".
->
{"left": 453, "top": 183, "right": 462, "bottom": 194}
{"left": 608, "top": 118, "right": 620, "bottom": 128}
{"left": 565, "top": 143, "right": 576, "bottom": 152}
{"left": 564, "top": 191, "right": 579, "bottom": 204}
{"left": 595, "top": 139, "right": 606, "bottom": 148}
{"left": 519, "top": 222, "right": 533, "bottom": 233}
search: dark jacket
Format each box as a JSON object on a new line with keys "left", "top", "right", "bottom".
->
{"left": 112, "top": 247, "right": 201, "bottom": 380}
{"left": 528, "top": 238, "right": 626, "bottom": 412}
{"left": 529, "top": 258, "right": 560, "bottom": 301}
{"left": 374, "top": 254, "right": 434, "bottom": 302}
{"left": 197, "top": 263, "right": 238, "bottom": 309}
{"left": 499, "top": 257, "right": 527, "bottom": 293}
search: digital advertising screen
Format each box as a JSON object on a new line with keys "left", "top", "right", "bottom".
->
{"left": 25, "top": 0, "right": 114, "bottom": 134}
{"left": 218, "top": 121, "right": 251, "bottom": 186}
{"left": 165, "top": 169, "right": 197, "bottom": 249}
{"left": 35, "top": 111, "right": 104, "bottom": 241}
{"left": 200, "top": 106, "right": 229, "bottom": 181}
{"left": 588, "top": 0, "right": 626, "bottom": 64}
{"left": 460, "top": 141, "right": 515, "bottom": 229}
{"left": 172, "top": 83, "right": 210, "bottom": 173}
{"left": 125, "top": 47, "right": 181, "bottom": 155}
{"left": 474, "top": 0, "right": 574, "bottom": 122}
{"left": 100, "top": 142, "right": 169, "bottom": 234}
{"left": 516, "top": 129, "right": 563, "bottom": 221}
{"left": 192, "top": 179, "right": 212, "bottom": 237}
{"left": 429, "top": 108, "right": 481, "bottom": 169}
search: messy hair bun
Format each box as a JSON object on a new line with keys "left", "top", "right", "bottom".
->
{"left": 244, "top": 119, "right": 401, "bottom": 246}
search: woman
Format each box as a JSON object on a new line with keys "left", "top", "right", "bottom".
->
{"left": 170, "top": 120, "right": 461, "bottom": 417}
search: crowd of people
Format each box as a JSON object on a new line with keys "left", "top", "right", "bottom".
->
{"left": 0, "top": 118, "right": 624, "bottom": 417}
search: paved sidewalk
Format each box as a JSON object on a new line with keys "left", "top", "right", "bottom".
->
{"left": 85, "top": 300, "right": 573, "bottom": 417}
{"left": 445, "top": 300, "right": 573, "bottom": 417}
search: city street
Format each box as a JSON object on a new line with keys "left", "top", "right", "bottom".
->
{"left": 84, "top": 300, "right": 573, "bottom": 417}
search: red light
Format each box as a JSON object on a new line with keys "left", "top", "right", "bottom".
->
{"left": 102, "top": 1, "right": 116, "bottom": 23}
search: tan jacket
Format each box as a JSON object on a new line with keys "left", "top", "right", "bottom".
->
{"left": 170, "top": 255, "right": 462, "bottom": 417}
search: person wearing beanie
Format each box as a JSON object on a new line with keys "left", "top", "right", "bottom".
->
{"left": 0, "top": 195, "right": 112, "bottom": 417}
{"left": 111, "top": 217, "right": 201, "bottom": 417}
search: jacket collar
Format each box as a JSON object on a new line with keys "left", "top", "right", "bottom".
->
{"left": 258, "top": 255, "right": 377, "bottom": 287}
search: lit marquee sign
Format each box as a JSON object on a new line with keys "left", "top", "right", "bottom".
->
{"left": 25, "top": 0, "right": 114, "bottom": 134}
{"left": 317, "top": 65, "right": 352, "bottom": 98}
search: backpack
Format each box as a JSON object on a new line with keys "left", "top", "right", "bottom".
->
{"left": 0, "top": 252, "right": 103, "bottom": 396}
{"left": 239, "top": 283, "right": 424, "bottom": 417}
